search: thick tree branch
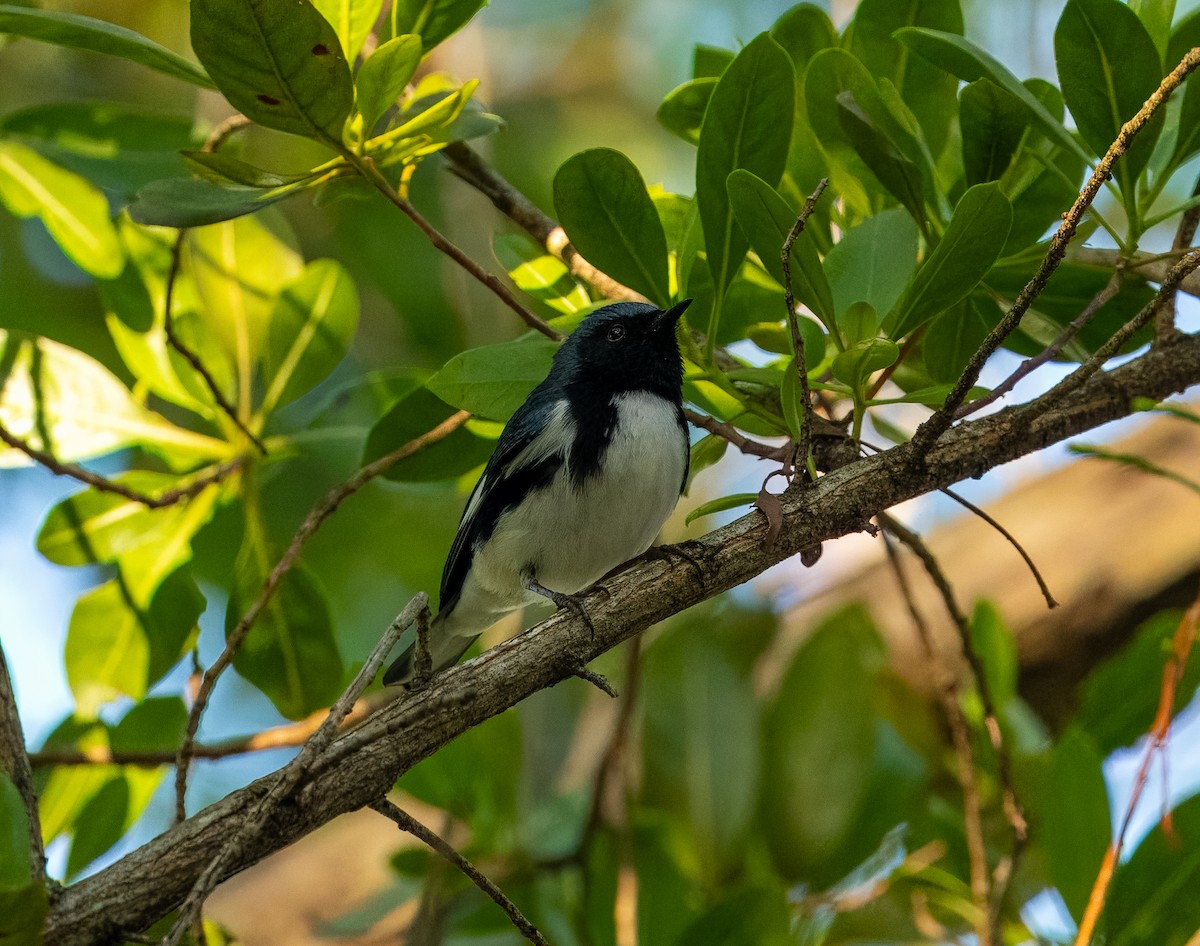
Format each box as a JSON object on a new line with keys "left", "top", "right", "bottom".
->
{"left": 42, "top": 330, "right": 1200, "bottom": 946}
{"left": 0, "top": 643, "right": 44, "bottom": 883}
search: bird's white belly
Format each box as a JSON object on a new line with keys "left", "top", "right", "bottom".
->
{"left": 471, "top": 391, "right": 686, "bottom": 605}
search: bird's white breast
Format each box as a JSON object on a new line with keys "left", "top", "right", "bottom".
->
{"left": 467, "top": 391, "right": 686, "bottom": 607}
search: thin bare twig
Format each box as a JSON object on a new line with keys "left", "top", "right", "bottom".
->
{"left": 30, "top": 691, "right": 395, "bottom": 768}
{"left": 938, "top": 487, "right": 1058, "bottom": 608}
{"left": 1073, "top": 584, "right": 1200, "bottom": 946}
{"left": 345, "top": 152, "right": 561, "bottom": 341}
{"left": 173, "top": 410, "right": 470, "bottom": 822}
{"left": 163, "top": 594, "right": 430, "bottom": 946}
{"left": 914, "top": 46, "right": 1200, "bottom": 453}
{"left": 0, "top": 643, "right": 44, "bottom": 883}
{"left": 370, "top": 798, "right": 550, "bottom": 946}
{"left": 1024, "top": 250, "right": 1200, "bottom": 415}
{"left": 956, "top": 270, "right": 1124, "bottom": 419}
{"left": 0, "top": 421, "right": 240, "bottom": 508}
{"left": 880, "top": 531, "right": 990, "bottom": 944}
{"left": 781, "top": 178, "right": 829, "bottom": 472}
{"left": 683, "top": 408, "right": 790, "bottom": 461}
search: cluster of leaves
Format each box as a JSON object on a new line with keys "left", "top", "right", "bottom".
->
{"left": 0, "top": 0, "right": 1198, "bottom": 943}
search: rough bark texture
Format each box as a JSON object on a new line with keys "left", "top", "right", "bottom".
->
{"left": 44, "top": 333, "right": 1200, "bottom": 946}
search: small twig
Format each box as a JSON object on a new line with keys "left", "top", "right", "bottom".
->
{"left": 572, "top": 666, "right": 618, "bottom": 698}
{"left": 1073, "top": 584, "right": 1200, "bottom": 946}
{"left": 173, "top": 411, "right": 470, "bottom": 822}
{"left": 0, "top": 421, "right": 240, "bottom": 508}
{"left": 956, "top": 270, "right": 1124, "bottom": 419}
{"left": 370, "top": 798, "right": 550, "bottom": 946}
{"left": 866, "top": 328, "right": 925, "bottom": 401}
{"left": 581, "top": 639, "right": 643, "bottom": 850}
{"left": 913, "top": 46, "right": 1200, "bottom": 454}
{"left": 1024, "top": 250, "right": 1200, "bottom": 414}
{"left": 201, "top": 114, "right": 252, "bottom": 155}
{"left": 780, "top": 179, "right": 829, "bottom": 472}
{"left": 1158, "top": 173, "right": 1200, "bottom": 344}
{"left": 163, "top": 595, "right": 429, "bottom": 946}
{"left": 162, "top": 233, "right": 268, "bottom": 455}
{"left": 0, "top": 643, "right": 44, "bottom": 883}
{"left": 346, "top": 152, "right": 561, "bottom": 341}
{"left": 938, "top": 487, "right": 1058, "bottom": 608}
{"left": 30, "top": 691, "right": 395, "bottom": 768}
{"left": 442, "top": 142, "right": 643, "bottom": 304}
{"left": 880, "top": 531, "right": 990, "bottom": 945}
{"left": 683, "top": 408, "right": 790, "bottom": 461}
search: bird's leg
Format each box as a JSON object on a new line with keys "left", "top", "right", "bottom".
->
{"left": 640, "top": 539, "right": 710, "bottom": 587}
{"left": 526, "top": 577, "right": 599, "bottom": 639}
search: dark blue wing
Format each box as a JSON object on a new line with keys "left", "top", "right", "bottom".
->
{"left": 438, "top": 382, "right": 568, "bottom": 613}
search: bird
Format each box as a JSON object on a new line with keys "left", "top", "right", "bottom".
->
{"left": 383, "top": 298, "right": 692, "bottom": 686}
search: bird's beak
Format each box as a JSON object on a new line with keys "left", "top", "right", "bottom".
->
{"left": 656, "top": 298, "right": 692, "bottom": 332}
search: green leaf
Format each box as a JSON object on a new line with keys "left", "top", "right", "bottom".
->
{"left": 183, "top": 151, "right": 315, "bottom": 189}
{"left": 366, "top": 80, "right": 481, "bottom": 159}
{"left": 726, "top": 169, "right": 835, "bottom": 331}
{"left": 362, "top": 384, "right": 494, "bottom": 481}
{"left": 693, "top": 44, "right": 735, "bottom": 79}
{"left": 0, "top": 141, "right": 122, "bottom": 278}
{"left": 65, "top": 777, "right": 128, "bottom": 879}
{"left": 831, "top": 338, "right": 900, "bottom": 391}
{"left": 1105, "top": 793, "right": 1200, "bottom": 946}
{"left": 0, "top": 773, "right": 32, "bottom": 890}
{"left": 648, "top": 624, "right": 758, "bottom": 873}
{"left": 492, "top": 234, "right": 590, "bottom": 315}
{"left": 0, "top": 883, "right": 48, "bottom": 946}
{"left": 128, "top": 175, "right": 312, "bottom": 228}
{"left": 1055, "top": 0, "right": 1164, "bottom": 183}
{"left": 672, "top": 888, "right": 791, "bottom": 946}
{"left": 685, "top": 434, "right": 728, "bottom": 492}
{"left": 426, "top": 338, "right": 557, "bottom": 422}
{"left": 312, "top": 0, "right": 383, "bottom": 61}
{"left": 227, "top": 548, "right": 343, "bottom": 721}
{"left": 1077, "top": 610, "right": 1200, "bottom": 754}
{"left": 387, "top": 0, "right": 485, "bottom": 50}
{"left": 840, "top": 301, "right": 878, "bottom": 346}
{"left": 896, "top": 27, "right": 1091, "bottom": 163}
{"left": 969, "top": 601, "right": 1017, "bottom": 705}
{"left": 262, "top": 259, "right": 359, "bottom": 413}
{"left": 355, "top": 34, "right": 422, "bottom": 130}
{"left": 1132, "top": 0, "right": 1176, "bottom": 58}
{"left": 848, "top": 0, "right": 964, "bottom": 157}
{"left": 111, "top": 696, "right": 188, "bottom": 753}
{"left": 886, "top": 182, "right": 1012, "bottom": 339}
{"left": 657, "top": 78, "right": 717, "bottom": 146}
{"left": 1039, "top": 727, "right": 1111, "bottom": 922}
{"left": 835, "top": 91, "right": 928, "bottom": 226}
{"left": 685, "top": 492, "right": 756, "bottom": 525}
{"left": 0, "top": 331, "right": 228, "bottom": 469}
{"left": 770, "top": 4, "right": 838, "bottom": 75}
{"left": 823, "top": 208, "right": 919, "bottom": 319}
{"left": 1167, "top": 10, "right": 1200, "bottom": 166}
{"left": 190, "top": 0, "right": 354, "bottom": 144}
{"left": 697, "top": 32, "right": 795, "bottom": 318}
{"left": 0, "top": 5, "right": 214, "bottom": 87}
{"left": 553, "top": 148, "right": 671, "bottom": 306}
{"left": 762, "top": 608, "right": 881, "bottom": 881}
{"left": 0, "top": 102, "right": 197, "bottom": 197}
{"left": 186, "top": 210, "right": 304, "bottom": 404}
{"left": 65, "top": 569, "right": 205, "bottom": 715}
{"left": 960, "top": 79, "right": 1028, "bottom": 184}
{"left": 923, "top": 296, "right": 996, "bottom": 383}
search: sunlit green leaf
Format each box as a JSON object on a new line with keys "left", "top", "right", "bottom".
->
{"left": 0, "top": 141, "right": 122, "bottom": 278}
{"left": 0, "top": 5, "right": 214, "bottom": 87}
{"left": 190, "top": 0, "right": 354, "bottom": 144}
{"left": 426, "top": 338, "right": 557, "bottom": 422}
{"left": 554, "top": 148, "right": 671, "bottom": 306}
{"left": 493, "top": 234, "right": 591, "bottom": 315}
{"left": 387, "top": 0, "right": 485, "bottom": 50}
{"left": 312, "top": 0, "right": 384, "bottom": 61}
{"left": 356, "top": 34, "right": 422, "bottom": 130}
{"left": 886, "top": 182, "right": 1012, "bottom": 339}
{"left": 262, "top": 259, "right": 359, "bottom": 413}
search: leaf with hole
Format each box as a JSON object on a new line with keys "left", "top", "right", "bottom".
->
{"left": 190, "top": 0, "right": 354, "bottom": 144}
{"left": 312, "top": 0, "right": 383, "bottom": 61}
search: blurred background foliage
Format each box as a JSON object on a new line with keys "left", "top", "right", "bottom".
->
{"left": 1, "top": 0, "right": 1200, "bottom": 945}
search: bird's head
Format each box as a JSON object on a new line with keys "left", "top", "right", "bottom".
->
{"left": 552, "top": 299, "right": 691, "bottom": 397}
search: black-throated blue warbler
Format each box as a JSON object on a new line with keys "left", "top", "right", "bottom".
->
{"left": 383, "top": 298, "right": 692, "bottom": 686}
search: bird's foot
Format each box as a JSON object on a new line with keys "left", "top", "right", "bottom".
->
{"left": 527, "top": 578, "right": 598, "bottom": 639}
{"left": 642, "top": 539, "right": 710, "bottom": 587}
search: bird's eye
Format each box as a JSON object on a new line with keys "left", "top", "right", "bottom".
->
{"left": 606, "top": 324, "right": 626, "bottom": 342}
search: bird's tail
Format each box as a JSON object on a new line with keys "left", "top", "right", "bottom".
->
{"left": 382, "top": 610, "right": 478, "bottom": 688}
